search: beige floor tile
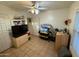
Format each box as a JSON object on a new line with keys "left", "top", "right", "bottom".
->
{"left": 0, "top": 35, "right": 57, "bottom": 57}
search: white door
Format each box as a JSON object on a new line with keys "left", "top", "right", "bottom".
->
{"left": 73, "top": 12, "right": 79, "bottom": 56}
{"left": 27, "top": 19, "right": 34, "bottom": 35}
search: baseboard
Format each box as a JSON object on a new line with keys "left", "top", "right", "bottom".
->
{"left": 30, "top": 33, "right": 39, "bottom": 37}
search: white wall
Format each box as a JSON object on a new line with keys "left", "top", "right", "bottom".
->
{"left": 0, "top": 3, "right": 29, "bottom": 30}
{"left": 68, "top": 2, "right": 79, "bottom": 35}
{"left": 0, "top": 4, "right": 19, "bottom": 51}
{"left": 31, "top": 8, "right": 69, "bottom": 35}
{"left": 0, "top": 4, "right": 20, "bottom": 30}
{"left": 68, "top": 2, "right": 79, "bottom": 57}
{"left": 0, "top": 4, "right": 28, "bottom": 50}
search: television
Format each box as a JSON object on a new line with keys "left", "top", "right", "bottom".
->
{"left": 40, "top": 27, "right": 48, "bottom": 33}
{"left": 11, "top": 25, "right": 28, "bottom": 38}
{"left": 39, "top": 24, "right": 50, "bottom": 33}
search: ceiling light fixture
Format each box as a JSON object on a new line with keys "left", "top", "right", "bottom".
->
{"left": 31, "top": 9, "right": 39, "bottom": 14}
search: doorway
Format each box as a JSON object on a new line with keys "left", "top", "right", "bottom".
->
{"left": 27, "top": 18, "right": 34, "bottom": 35}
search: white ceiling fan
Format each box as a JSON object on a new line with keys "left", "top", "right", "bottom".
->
{"left": 24, "top": 1, "right": 46, "bottom": 14}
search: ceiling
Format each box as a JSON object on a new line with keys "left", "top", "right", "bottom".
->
{"left": 38, "top": 1, "right": 73, "bottom": 9}
{"left": 0, "top": 1, "right": 33, "bottom": 12}
{"left": 0, "top": 1, "right": 74, "bottom": 12}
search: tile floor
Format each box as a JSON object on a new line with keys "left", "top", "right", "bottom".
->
{"left": 0, "top": 35, "right": 57, "bottom": 57}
